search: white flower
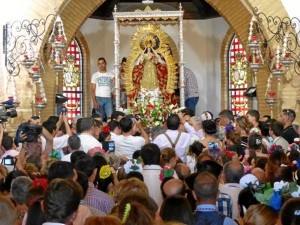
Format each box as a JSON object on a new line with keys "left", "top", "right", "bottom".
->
{"left": 291, "top": 185, "right": 300, "bottom": 197}
{"left": 294, "top": 138, "right": 300, "bottom": 142}
{"left": 250, "top": 127, "right": 260, "bottom": 135}
{"left": 273, "top": 180, "right": 289, "bottom": 192}
{"left": 123, "top": 159, "right": 142, "bottom": 174}
{"left": 239, "top": 174, "right": 258, "bottom": 189}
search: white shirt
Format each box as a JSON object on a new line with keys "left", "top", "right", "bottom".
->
{"left": 184, "top": 122, "right": 204, "bottom": 141}
{"left": 78, "top": 133, "right": 102, "bottom": 153}
{"left": 41, "top": 134, "right": 69, "bottom": 157}
{"left": 91, "top": 71, "right": 114, "bottom": 97}
{"left": 61, "top": 153, "right": 72, "bottom": 162}
{"left": 153, "top": 129, "right": 191, "bottom": 163}
{"left": 114, "top": 135, "right": 145, "bottom": 159}
{"left": 142, "top": 165, "right": 163, "bottom": 206}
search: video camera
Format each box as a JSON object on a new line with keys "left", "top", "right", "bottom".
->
{"left": 0, "top": 100, "right": 17, "bottom": 123}
{"left": 19, "top": 123, "right": 43, "bottom": 142}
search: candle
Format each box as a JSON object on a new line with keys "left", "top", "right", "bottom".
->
{"left": 32, "top": 67, "right": 39, "bottom": 72}
{"left": 56, "top": 36, "right": 62, "bottom": 43}
{"left": 36, "top": 97, "right": 43, "bottom": 103}
{"left": 267, "top": 92, "right": 276, "bottom": 99}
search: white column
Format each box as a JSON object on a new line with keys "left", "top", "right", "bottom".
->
{"left": 114, "top": 14, "right": 120, "bottom": 109}
{"left": 178, "top": 12, "right": 185, "bottom": 108}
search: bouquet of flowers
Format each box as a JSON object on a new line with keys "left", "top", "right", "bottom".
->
{"left": 126, "top": 95, "right": 183, "bottom": 127}
{"left": 255, "top": 180, "right": 299, "bottom": 211}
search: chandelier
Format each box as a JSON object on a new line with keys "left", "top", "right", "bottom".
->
{"left": 3, "top": 11, "right": 67, "bottom": 117}
{"left": 247, "top": 8, "right": 300, "bottom": 116}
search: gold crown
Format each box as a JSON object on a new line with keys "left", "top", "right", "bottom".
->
{"left": 141, "top": 33, "right": 157, "bottom": 49}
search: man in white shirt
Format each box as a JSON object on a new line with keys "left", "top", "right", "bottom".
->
{"left": 141, "top": 143, "right": 163, "bottom": 206}
{"left": 78, "top": 117, "right": 102, "bottom": 153}
{"left": 61, "top": 135, "right": 81, "bottom": 162}
{"left": 108, "top": 120, "right": 121, "bottom": 141}
{"left": 91, "top": 57, "right": 114, "bottom": 121}
{"left": 114, "top": 116, "right": 149, "bottom": 160}
{"left": 153, "top": 114, "right": 191, "bottom": 163}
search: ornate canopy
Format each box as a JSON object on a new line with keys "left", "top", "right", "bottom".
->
{"left": 113, "top": 2, "right": 185, "bottom": 109}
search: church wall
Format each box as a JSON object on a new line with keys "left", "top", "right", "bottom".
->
{"left": 80, "top": 18, "right": 229, "bottom": 117}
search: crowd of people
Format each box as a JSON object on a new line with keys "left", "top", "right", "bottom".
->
{"left": 1, "top": 106, "right": 300, "bottom": 225}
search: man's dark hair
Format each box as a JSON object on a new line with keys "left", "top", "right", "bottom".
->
{"left": 47, "top": 161, "right": 75, "bottom": 182}
{"left": 282, "top": 109, "right": 296, "bottom": 121}
{"left": 74, "top": 156, "right": 95, "bottom": 178}
{"left": 42, "top": 120, "right": 57, "bottom": 134}
{"left": 77, "top": 117, "right": 94, "bottom": 133}
{"left": 218, "top": 109, "right": 234, "bottom": 121}
{"left": 132, "top": 150, "right": 141, "bottom": 160}
{"left": 70, "top": 151, "right": 86, "bottom": 164}
{"left": 263, "top": 115, "right": 271, "bottom": 120}
{"left": 68, "top": 135, "right": 81, "bottom": 151}
{"left": 76, "top": 171, "right": 88, "bottom": 197}
{"left": 30, "top": 116, "right": 40, "bottom": 121}
{"left": 141, "top": 143, "right": 161, "bottom": 165}
{"left": 2, "top": 135, "right": 13, "bottom": 150}
{"left": 111, "top": 111, "right": 125, "bottom": 121}
{"left": 98, "top": 57, "right": 106, "bottom": 63}
{"left": 194, "top": 172, "right": 219, "bottom": 200}
{"left": 270, "top": 121, "right": 284, "bottom": 137}
{"left": 119, "top": 116, "right": 133, "bottom": 133}
{"left": 108, "top": 120, "right": 120, "bottom": 131}
{"left": 247, "top": 109, "right": 260, "bottom": 122}
{"left": 181, "top": 108, "right": 194, "bottom": 117}
{"left": 259, "top": 122, "right": 270, "bottom": 137}
{"left": 223, "top": 161, "right": 244, "bottom": 183}
{"left": 44, "top": 179, "right": 82, "bottom": 223}
{"left": 121, "top": 57, "right": 127, "bottom": 63}
{"left": 166, "top": 114, "right": 180, "bottom": 130}
{"left": 47, "top": 116, "right": 59, "bottom": 124}
{"left": 202, "top": 120, "right": 217, "bottom": 134}
{"left": 196, "top": 160, "right": 223, "bottom": 178}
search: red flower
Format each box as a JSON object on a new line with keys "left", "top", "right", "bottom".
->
{"left": 147, "top": 104, "right": 154, "bottom": 109}
{"left": 102, "top": 125, "right": 110, "bottom": 133}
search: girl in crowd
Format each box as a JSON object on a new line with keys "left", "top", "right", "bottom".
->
{"left": 160, "top": 147, "right": 178, "bottom": 181}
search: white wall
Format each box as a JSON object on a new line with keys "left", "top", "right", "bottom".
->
{"left": 80, "top": 18, "right": 229, "bottom": 117}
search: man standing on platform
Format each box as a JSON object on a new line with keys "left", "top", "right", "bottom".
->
{"left": 91, "top": 57, "right": 114, "bottom": 121}
{"left": 184, "top": 67, "right": 199, "bottom": 115}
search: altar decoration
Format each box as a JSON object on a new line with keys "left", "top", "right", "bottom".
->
{"left": 124, "top": 88, "right": 183, "bottom": 127}
{"left": 124, "top": 24, "right": 178, "bottom": 107}
{"left": 113, "top": 3, "right": 185, "bottom": 109}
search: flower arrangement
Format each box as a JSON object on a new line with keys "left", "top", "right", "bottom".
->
{"left": 255, "top": 180, "right": 299, "bottom": 211}
{"left": 123, "top": 158, "right": 143, "bottom": 174}
{"left": 125, "top": 92, "right": 183, "bottom": 127}
{"left": 221, "top": 150, "right": 235, "bottom": 164}
{"left": 269, "top": 144, "right": 284, "bottom": 154}
{"left": 239, "top": 174, "right": 259, "bottom": 189}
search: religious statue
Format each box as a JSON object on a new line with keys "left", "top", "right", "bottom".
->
{"left": 123, "top": 25, "right": 178, "bottom": 107}
{"left": 134, "top": 38, "right": 167, "bottom": 90}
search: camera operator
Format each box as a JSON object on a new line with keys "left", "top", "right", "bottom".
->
{"left": 14, "top": 116, "right": 41, "bottom": 148}
{"left": 15, "top": 124, "right": 54, "bottom": 174}
{"left": 41, "top": 112, "right": 72, "bottom": 158}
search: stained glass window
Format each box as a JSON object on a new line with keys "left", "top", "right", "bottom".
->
{"left": 63, "top": 38, "right": 83, "bottom": 123}
{"left": 228, "top": 36, "right": 248, "bottom": 115}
